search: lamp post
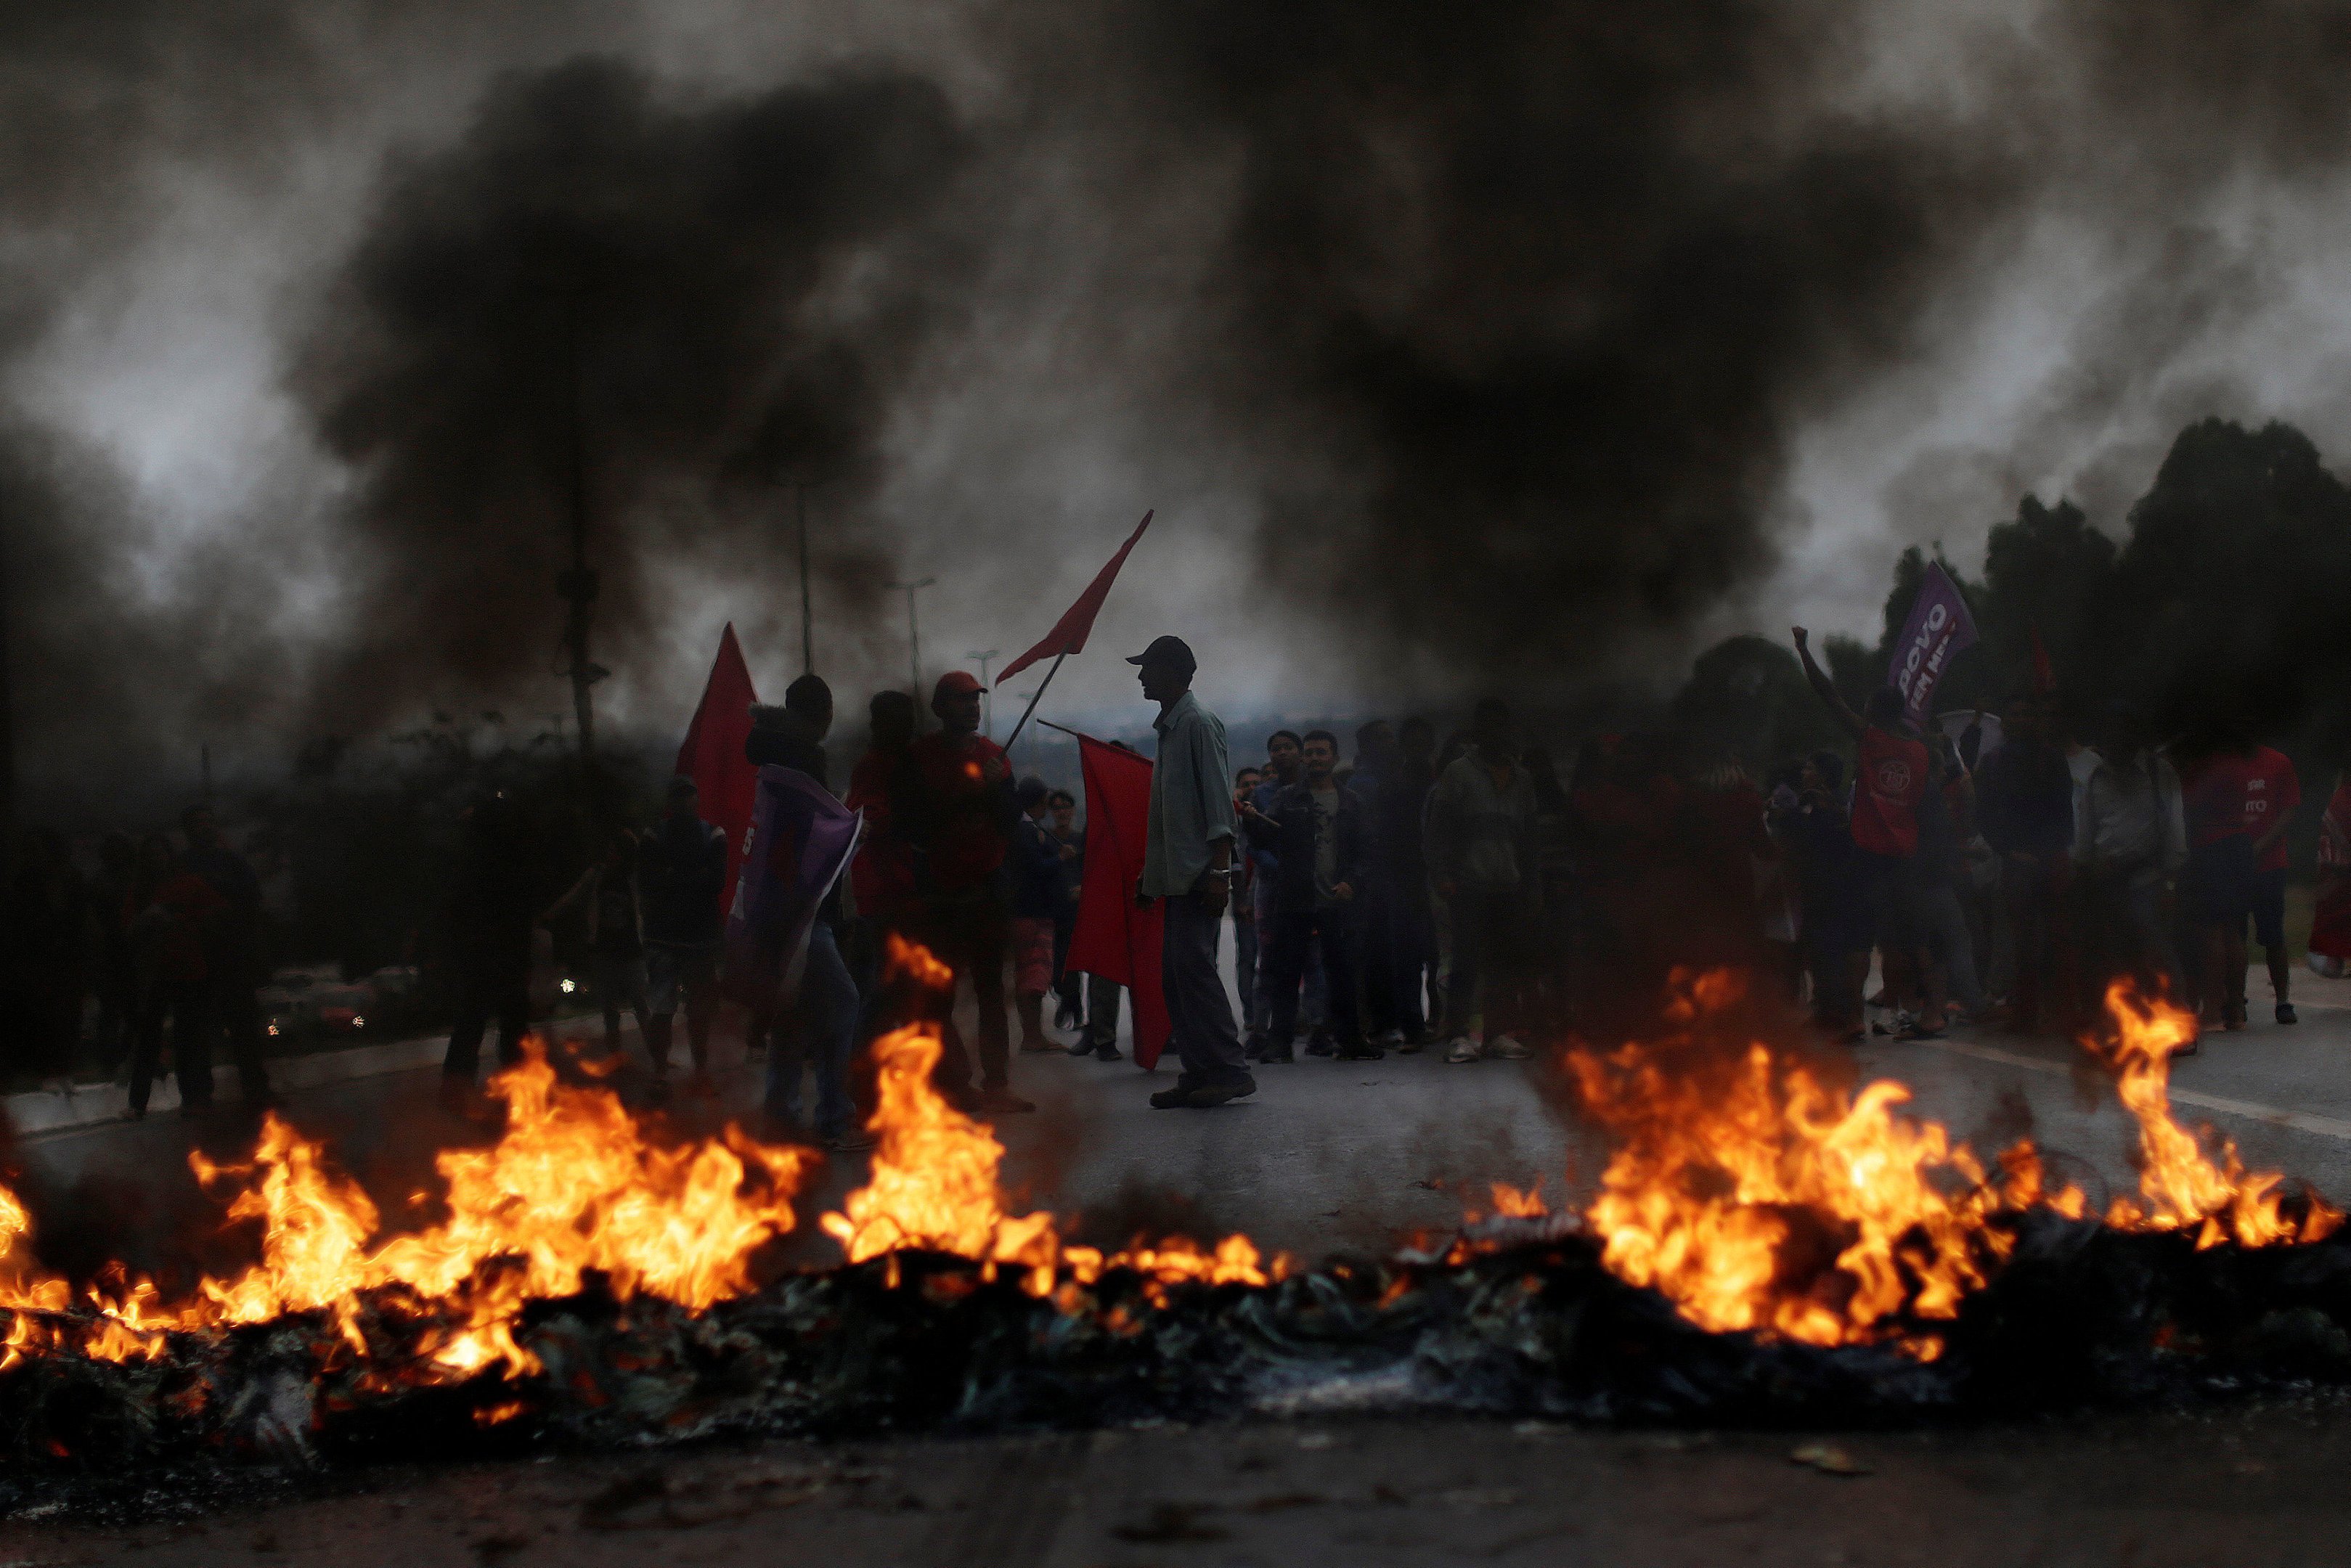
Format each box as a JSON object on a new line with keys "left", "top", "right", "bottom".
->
{"left": 887, "top": 577, "right": 937, "bottom": 717}
{"left": 964, "top": 649, "right": 1000, "bottom": 738}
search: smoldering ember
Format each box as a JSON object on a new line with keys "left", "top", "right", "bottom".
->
{"left": 17, "top": 6, "right": 2351, "bottom": 1565}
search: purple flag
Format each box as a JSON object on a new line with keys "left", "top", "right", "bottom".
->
{"left": 1888, "top": 562, "right": 1978, "bottom": 726}
{"left": 722, "top": 764, "right": 862, "bottom": 1005}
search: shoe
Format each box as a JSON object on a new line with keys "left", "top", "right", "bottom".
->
{"left": 1335, "top": 1040, "right": 1384, "bottom": 1061}
{"left": 1305, "top": 1036, "right": 1336, "bottom": 1058}
{"left": 1067, "top": 1038, "right": 1101, "bottom": 1056}
{"left": 1486, "top": 1034, "right": 1533, "bottom": 1061}
{"left": 977, "top": 1085, "right": 1036, "bottom": 1115}
{"left": 1185, "top": 1075, "right": 1257, "bottom": 1108}
{"left": 1444, "top": 1036, "right": 1482, "bottom": 1064}
{"left": 2278, "top": 1002, "right": 2299, "bottom": 1025}
{"left": 2175, "top": 1032, "right": 2201, "bottom": 1057}
{"left": 825, "top": 1129, "right": 876, "bottom": 1153}
{"left": 1395, "top": 1031, "right": 1430, "bottom": 1055}
{"left": 1894, "top": 1020, "right": 1945, "bottom": 1041}
{"left": 1054, "top": 1002, "right": 1081, "bottom": 1032}
{"left": 1258, "top": 1042, "right": 1296, "bottom": 1064}
{"left": 1242, "top": 1032, "right": 1268, "bottom": 1062}
{"left": 1150, "top": 1083, "right": 1199, "bottom": 1109}
{"left": 1091, "top": 1045, "right": 1123, "bottom": 1061}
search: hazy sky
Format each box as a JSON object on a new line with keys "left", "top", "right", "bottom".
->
{"left": 11, "top": 0, "right": 2351, "bottom": 781}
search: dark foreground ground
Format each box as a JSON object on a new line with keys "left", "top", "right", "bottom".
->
{"left": 7, "top": 1399, "right": 2348, "bottom": 1567}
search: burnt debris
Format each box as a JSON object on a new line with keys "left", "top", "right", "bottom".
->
{"left": 7, "top": 1214, "right": 2351, "bottom": 1515}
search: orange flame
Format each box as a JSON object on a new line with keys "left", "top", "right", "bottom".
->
{"left": 2090, "top": 981, "right": 2341, "bottom": 1248}
{"left": 1567, "top": 970, "right": 2040, "bottom": 1350}
{"left": 822, "top": 935, "right": 1283, "bottom": 1297}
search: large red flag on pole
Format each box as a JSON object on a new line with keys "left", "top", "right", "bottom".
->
{"left": 675, "top": 624, "right": 760, "bottom": 916}
{"left": 997, "top": 510, "right": 1153, "bottom": 686}
{"left": 1063, "top": 732, "right": 1170, "bottom": 1069}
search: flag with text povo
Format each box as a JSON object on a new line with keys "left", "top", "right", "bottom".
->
{"left": 1890, "top": 562, "right": 1978, "bottom": 727}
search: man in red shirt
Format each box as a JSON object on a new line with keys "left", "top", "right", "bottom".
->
{"left": 1794, "top": 627, "right": 1947, "bottom": 1037}
{"left": 2196, "top": 743, "right": 2303, "bottom": 1025}
{"left": 905, "top": 671, "right": 1032, "bottom": 1114}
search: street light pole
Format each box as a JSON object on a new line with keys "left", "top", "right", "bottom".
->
{"left": 886, "top": 577, "right": 936, "bottom": 718}
{"left": 964, "top": 648, "right": 999, "bottom": 738}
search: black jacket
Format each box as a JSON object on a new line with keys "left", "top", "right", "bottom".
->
{"left": 1244, "top": 780, "right": 1367, "bottom": 916}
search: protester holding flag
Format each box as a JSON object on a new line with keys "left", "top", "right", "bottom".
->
{"left": 1130, "top": 635, "right": 1252, "bottom": 1109}
{"left": 742, "top": 674, "right": 871, "bottom": 1148}
{"left": 1793, "top": 626, "right": 1945, "bottom": 1038}
{"left": 907, "top": 671, "right": 1032, "bottom": 1115}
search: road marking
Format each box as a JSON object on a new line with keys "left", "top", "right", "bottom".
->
{"left": 1915, "top": 1037, "right": 2351, "bottom": 1144}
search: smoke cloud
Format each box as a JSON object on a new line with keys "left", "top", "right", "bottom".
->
{"left": 15, "top": 2, "right": 2351, "bottom": 806}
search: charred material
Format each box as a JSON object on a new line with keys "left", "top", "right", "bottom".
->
{"left": 5, "top": 1214, "right": 2351, "bottom": 1511}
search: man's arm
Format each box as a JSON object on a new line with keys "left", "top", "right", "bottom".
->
{"left": 1791, "top": 627, "right": 1865, "bottom": 742}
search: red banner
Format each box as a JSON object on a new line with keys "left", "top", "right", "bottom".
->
{"left": 1064, "top": 734, "right": 1170, "bottom": 1069}
{"left": 995, "top": 510, "right": 1152, "bottom": 685}
{"left": 675, "top": 624, "right": 760, "bottom": 917}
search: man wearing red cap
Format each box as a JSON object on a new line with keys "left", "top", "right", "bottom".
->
{"left": 906, "top": 669, "right": 1032, "bottom": 1113}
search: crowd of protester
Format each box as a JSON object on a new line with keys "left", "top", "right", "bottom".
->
{"left": 1, "top": 806, "right": 281, "bottom": 1116}
{"left": 16, "top": 617, "right": 2350, "bottom": 1129}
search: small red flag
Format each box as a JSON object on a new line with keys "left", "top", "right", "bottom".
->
{"left": 675, "top": 624, "right": 760, "bottom": 916}
{"left": 995, "top": 510, "right": 1153, "bottom": 685}
{"left": 1064, "top": 734, "right": 1170, "bottom": 1069}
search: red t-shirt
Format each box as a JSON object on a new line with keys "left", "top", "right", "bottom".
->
{"left": 2185, "top": 749, "right": 2302, "bottom": 869}
{"left": 1850, "top": 727, "right": 1927, "bottom": 858}
{"left": 845, "top": 748, "right": 920, "bottom": 920}
{"left": 908, "top": 731, "right": 1012, "bottom": 894}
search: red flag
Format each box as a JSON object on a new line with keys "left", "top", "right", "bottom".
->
{"left": 1064, "top": 734, "right": 1170, "bottom": 1069}
{"left": 675, "top": 624, "right": 760, "bottom": 916}
{"left": 2029, "top": 626, "right": 2057, "bottom": 696}
{"left": 995, "top": 510, "right": 1153, "bottom": 685}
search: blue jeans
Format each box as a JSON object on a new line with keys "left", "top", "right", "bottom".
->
{"left": 765, "top": 921, "right": 858, "bottom": 1138}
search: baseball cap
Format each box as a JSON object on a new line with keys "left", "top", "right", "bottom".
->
{"left": 1125, "top": 634, "right": 1197, "bottom": 677}
{"left": 933, "top": 669, "right": 987, "bottom": 701}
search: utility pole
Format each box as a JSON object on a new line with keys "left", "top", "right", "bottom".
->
{"left": 886, "top": 577, "right": 936, "bottom": 718}
{"left": 555, "top": 323, "right": 607, "bottom": 761}
{"left": 796, "top": 483, "right": 815, "bottom": 675}
{"left": 964, "top": 649, "right": 999, "bottom": 738}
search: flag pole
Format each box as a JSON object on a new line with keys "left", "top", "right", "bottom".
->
{"left": 1001, "top": 648, "right": 1071, "bottom": 754}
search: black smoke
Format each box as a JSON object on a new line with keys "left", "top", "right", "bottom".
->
{"left": 17, "top": 3, "right": 2351, "bottom": 802}
{"left": 293, "top": 56, "right": 970, "bottom": 736}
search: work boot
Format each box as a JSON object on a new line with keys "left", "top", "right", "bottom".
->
{"left": 1185, "top": 1074, "right": 1257, "bottom": 1108}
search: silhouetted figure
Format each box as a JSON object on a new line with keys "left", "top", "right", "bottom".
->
{"left": 440, "top": 792, "right": 536, "bottom": 1111}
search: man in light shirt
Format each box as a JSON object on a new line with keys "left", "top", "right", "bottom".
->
{"left": 1130, "top": 634, "right": 1254, "bottom": 1108}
